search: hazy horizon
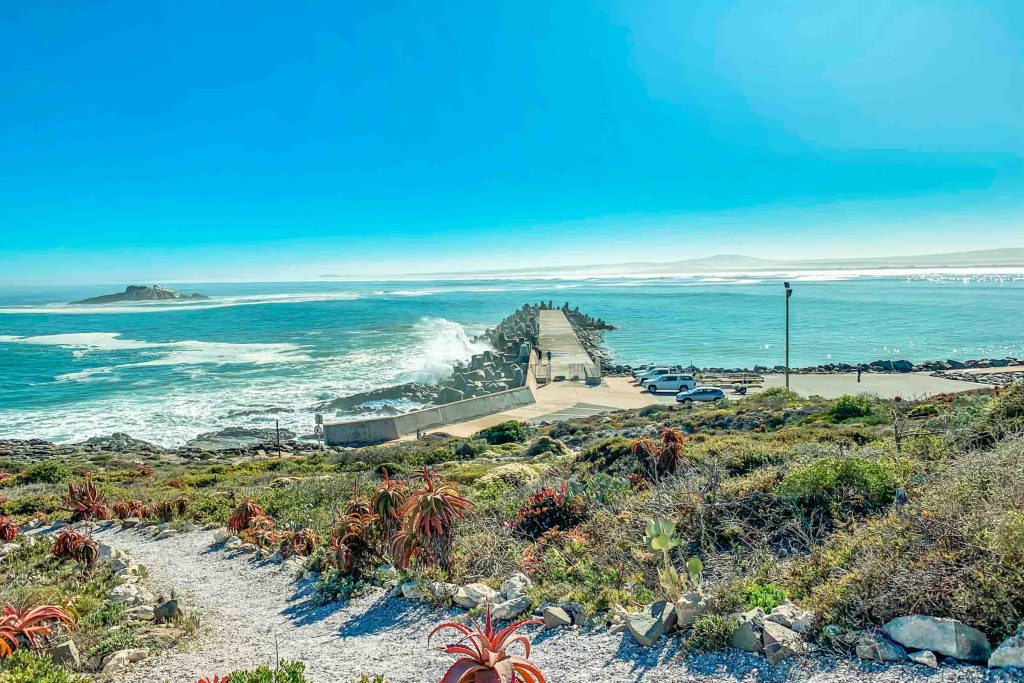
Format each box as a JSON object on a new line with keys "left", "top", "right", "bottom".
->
{"left": 2, "top": 2, "right": 1022, "bottom": 285}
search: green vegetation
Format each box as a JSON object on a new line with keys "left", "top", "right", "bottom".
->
{"left": 827, "top": 394, "right": 875, "bottom": 422}
{"left": 2, "top": 383, "right": 1021, "bottom": 657}
{"left": 684, "top": 614, "right": 736, "bottom": 652}
{"left": 0, "top": 652, "right": 85, "bottom": 683}
{"left": 215, "top": 661, "right": 310, "bottom": 683}
{"left": 473, "top": 420, "right": 529, "bottom": 445}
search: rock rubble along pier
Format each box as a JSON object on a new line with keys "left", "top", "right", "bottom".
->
{"left": 322, "top": 302, "right": 610, "bottom": 445}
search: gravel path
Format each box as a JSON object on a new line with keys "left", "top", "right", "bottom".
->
{"left": 93, "top": 527, "right": 1016, "bottom": 683}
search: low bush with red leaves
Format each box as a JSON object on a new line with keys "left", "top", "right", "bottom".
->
{"left": 508, "top": 484, "right": 587, "bottom": 540}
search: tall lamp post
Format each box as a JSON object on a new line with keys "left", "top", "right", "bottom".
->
{"left": 784, "top": 281, "right": 793, "bottom": 388}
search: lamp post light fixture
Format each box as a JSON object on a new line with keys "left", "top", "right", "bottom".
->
{"left": 784, "top": 281, "right": 793, "bottom": 389}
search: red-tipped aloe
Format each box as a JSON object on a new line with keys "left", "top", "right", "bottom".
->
{"left": 397, "top": 467, "right": 471, "bottom": 570}
{"left": 52, "top": 527, "right": 99, "bottom": 571}
{"left": 112, "top": 499, "right": 145, "bottom": 520}
{"left": 61, "top": 476, "right": 111, "bottom": 522}
{"left": 370, "top": 469, "right": 407, "bottom": 538}
{"left": 0, "top": 602, "right": 76, "bottom": 658}
{"left": 0, "top": 516, "right": 18, "bottom": 543}
{"left": 228, "top": 500, "right": 267, "bottom": 533}
{"left": 430, "top": 605, "right": 546, "bottom": 683}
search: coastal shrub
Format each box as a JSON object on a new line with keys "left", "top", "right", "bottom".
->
{"left": 312, "top": 569, "right": 366, "bottom": 606}
{"left": 508, "top": 484, "right": 587, "bottom": 540}
{"left": 759, "top": 387, "right": 799, "bottom": 402}
{"left": 577, "top": 437, "right": 634, "bottom": 474}
{"left": 525, "top": 435, "right": 570, "bottom": 458}
{"left": 452, "top": 439, "right": 487, "bottom": 458}
{"left": 786, "top": 438, "right": 1024, "bottom": 641}
{"left": 827, "top": 395, "right": 874, "bottom": 422}
{"left": 907, "top": 402, "right": 939, "bottom": 419}
{"left": 684, "top": 614, "right": 736, "bottom": 652}
{"left": 476, "top": 463, "right": 538, "bottom": 488}
{"left": 776, "top": 456, "right": 897, "bottom": 514}
{"left": 474, "top": 420, "right": 528, "bottom": 445}
{"left": 969, "top": 383, "right": 1024, "bottom": 446}
{"left": 23, "top": 460, "right": 71, "bottom": 485}
{"left": 0, "top": 651, "right": 86, "bottom": 683}
{"left": 83, "top": 623, "right": 139, "bottom": 662}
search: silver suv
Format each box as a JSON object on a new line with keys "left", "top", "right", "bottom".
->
{"left": 644, "top": 374, "right": 697, "bottom": 394}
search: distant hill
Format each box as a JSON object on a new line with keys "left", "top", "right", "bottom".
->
{"left": 71, "top": 285, "right": 210, "bottom": 305}
{"left": 320, "top": 247, "right": 1024, "bottom": 280}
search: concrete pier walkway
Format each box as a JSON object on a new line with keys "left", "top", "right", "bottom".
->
{"left": 538, "top": 309, "right": 599, "bottom": 379}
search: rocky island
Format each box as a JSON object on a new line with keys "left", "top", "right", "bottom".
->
{"left": 71, "top": 284, "right": 210, "bottom": 305}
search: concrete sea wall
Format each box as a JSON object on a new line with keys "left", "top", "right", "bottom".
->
{"left": 323, "top": 384, "right": 535, "bottom": 446}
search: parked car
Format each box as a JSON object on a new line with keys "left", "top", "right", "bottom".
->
{"left": 635, "top": 366, "right": 685, "bottom": 383}
{"left": 675, "top": 386, "right": 726, "bottom": 403}
{"left": 644, "top": 374, "right": 697, "bottom": 394}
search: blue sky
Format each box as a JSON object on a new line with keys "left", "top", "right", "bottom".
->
{"left": 1, "top": 1, "right": 1022, "bottom": 284}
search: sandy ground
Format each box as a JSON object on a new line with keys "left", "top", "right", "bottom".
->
{"left": 757, "top": 372, "right": 994, "bottom": 400}
{"left": 89, "top": 527, "right": 1015, "bottom": 683}
{"left": 415, "top": 370, "right": 992, "bottom": 439}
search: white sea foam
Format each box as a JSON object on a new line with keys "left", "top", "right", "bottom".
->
{"left": 54, "top": 367, "right": 117, "bottom": 382}
{"left": 0, "top": 332, "right": 159, "bottom": 351}
{"left": 397, "top": 317, "right": 492, "bottom": 382}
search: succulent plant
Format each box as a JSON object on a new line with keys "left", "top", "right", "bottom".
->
{"left": 396, "top": 467, "right": 471, "bottom": 570}
{"left": 0, "top": 516, "right": 18, "bottom": 543}
{"left": 430, "top": 604, "right": 546, "bottom": 683}
{"left": 228, "top": 500, "right": 267, "bottom": 533}
{"left": 0, "top": 602, "right": 76, "bottom": 658}
{"left": 61, "top": 476, "right": 111, "bottom": 522}
{"left": 112, "top": 499, "right": 145, "bottom": 520}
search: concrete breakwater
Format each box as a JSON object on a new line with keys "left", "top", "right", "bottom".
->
{"left": 321, "top": 302, "right": 613, "bottom": 446}
{"left": 317, "top": 302, "right": 614, "bottom": 417}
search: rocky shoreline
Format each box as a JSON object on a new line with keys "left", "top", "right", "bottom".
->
{"left": 613, "top": 356, "right": 1024, "bottom": 387}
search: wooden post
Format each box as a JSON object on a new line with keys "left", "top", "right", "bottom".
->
{"left": 276, "top": 419, "right": 281, "bottom": 458}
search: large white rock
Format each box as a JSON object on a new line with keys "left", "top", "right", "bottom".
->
{"left": 762, "top": 620, "right": 804, "bottom": 665}
{"left": 491, "top": 596, "right": 531, "bottom": 620}
{"left": 729, "top": 608, "right": 766, "bottom": 654}
{"left": 908, "top": 650, "right": 938, "bottom": 667}
{"left": 627, "top": 601, "right": 676, "bottom": 647}
{"left": 855, "top": 633, "right": 907, "bottom": 663}
{"left": 766, "top": 600, "right": 815, "bottom": 634}
{"left": 452, "top": 583, "right": 499, "bottom": 609}
{"left": 400, "top": 582, "right": 424, "bottom": 599}
{"left": 883, "top": 615, "right": 991, "bottom": 662}
{"left": 674, "top": 592, "right": 708, "bottom": 630}
{"left": 501, "top": 573, "right": 532, "bottom": 601}
{"left": 542, "top": 606, "right": 572, "bottom": 629}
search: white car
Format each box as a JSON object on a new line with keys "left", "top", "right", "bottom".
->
{"left": 634, "top": 366, "right": 685, "bottom": 383}
{"left": 644, "top": 374, "right": 697, "bottom": 394}
{"left": 676, "top": 386, "right": 726, "bottom": 403}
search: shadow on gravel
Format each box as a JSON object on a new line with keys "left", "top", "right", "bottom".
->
{"left": 609, "top": 636, "right": 685, "bottom": 679}
{"left": 332, "top": 596, "right": 446, "bottom": 639}
{"left": 280, "top": 581, "right": 352, "bottom": 626}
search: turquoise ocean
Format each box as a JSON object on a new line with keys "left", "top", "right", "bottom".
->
{"left": 1, "top": 272, "right": 1022, "bottom": 445}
